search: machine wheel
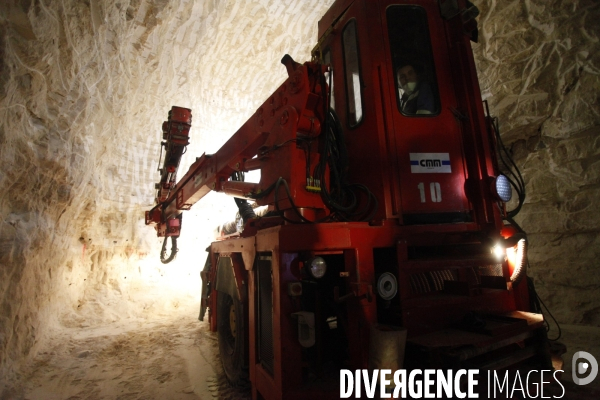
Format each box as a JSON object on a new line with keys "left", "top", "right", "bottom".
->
{"left": 217, "top": 290, "right": 248, "bottom": 387}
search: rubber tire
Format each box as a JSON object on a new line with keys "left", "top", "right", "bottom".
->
{"left": 217, "top": 290, "right": 248, "bottom": 387}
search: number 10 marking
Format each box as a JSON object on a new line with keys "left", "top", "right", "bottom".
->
{"left": 418, "top": 182, "right": 442, "bottom": 203}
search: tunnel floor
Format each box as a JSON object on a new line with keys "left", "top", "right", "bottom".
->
{"left": 17, "top": 306, "right": 251, "bottom": 400}
{"left": 10, "top": 301, "right": 600, "bottom": 400}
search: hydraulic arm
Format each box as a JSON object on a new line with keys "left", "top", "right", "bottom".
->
{"left": 146, "top": 55, "right": 330, "bottom": 248}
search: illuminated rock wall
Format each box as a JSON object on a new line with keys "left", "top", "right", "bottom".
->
{"left": 473, "top": 0, "right": 600, "bottom": 327}
{"left": 0, "top": 0, "right": 333, "bottom": 389}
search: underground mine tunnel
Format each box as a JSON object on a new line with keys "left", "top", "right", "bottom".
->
{"left": 1, "top": 0, "right": 600, "bottom": 399}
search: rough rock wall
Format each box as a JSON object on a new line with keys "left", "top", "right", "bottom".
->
{"left": 0, "top": 0, "right": 332, "bottom": 389}
{"left": 473, "top": 0, "right": 600, "bottom": 328}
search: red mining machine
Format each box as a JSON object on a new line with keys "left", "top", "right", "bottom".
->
{"left": 146, "top": 0, "right": 562, "bottom": 398}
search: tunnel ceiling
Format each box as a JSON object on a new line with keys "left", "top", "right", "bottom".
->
{"left": 1, "top": 0, "right": 599, "bottom": 388}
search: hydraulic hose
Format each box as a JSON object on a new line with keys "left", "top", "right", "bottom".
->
{"left": 234, "top": 197, "right": 256, "bottom": 224}
{"left": 160, "top": 236, "right": 178, "bottom": 264}
{"left": 230, "top": 171, "right": 256, "bottom": 230}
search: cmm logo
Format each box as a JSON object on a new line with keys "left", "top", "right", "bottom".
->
{"left": 572, "top": 351, "right": 598, "bottom": 386}
{"left": 410, "top": 153, "right": 451, "bottom": 173}
{"left": 420, "top": 159, "right": 443, "bottom": 167}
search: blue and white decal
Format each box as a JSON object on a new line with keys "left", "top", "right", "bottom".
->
{"left": 410, "top": 153, "right": 451, "bottom": 173}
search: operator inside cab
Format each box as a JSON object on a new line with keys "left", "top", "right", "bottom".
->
{"left": 397, "top": 64, "right": 435, "bottom": 115}
{"left": 387, "top": 5, "right": 440, "bottom": 116}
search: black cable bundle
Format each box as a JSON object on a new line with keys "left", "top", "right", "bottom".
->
{"left": 231, "top": 172, "right": 256, "bottom": 224}
{"left": 313, "top": 67, "right": 378, "bottom": 222}
{"left": 314, "top": 109, "right": 378, "bottom": 222}
{"left": 485, "top": 106, "right": 562, "bottom": 341}
{"left": 528, "top": 274, "right": 562, "bottom": 341}
{"left": 491, "top": 116, "right": 526, "bottom": 220}
{"left": 249, "top": 66, "right": 378, "bottom": 223}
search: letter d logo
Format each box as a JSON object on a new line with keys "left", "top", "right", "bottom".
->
{"left": 572, "top": 351, "right": 598, "bottom": 385}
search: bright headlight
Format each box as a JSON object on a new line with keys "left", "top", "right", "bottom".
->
{"left": 495, "top": 175, "right": 512, "bottom": 202}
{"left": 492, "top": 243, "right": 505, "bottom": 260}
{"left": 308, "top": 256, "right": 327, "bottom": 279}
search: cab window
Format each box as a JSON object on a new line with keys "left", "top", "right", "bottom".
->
{"left": 387, "top": 6, "right": 440, "bottom": 116}
{"left": 342, "top": 19, "right": 363, "bottom": 127}
{"left": 323, "top": 49, "right": 336, "bottom": 111}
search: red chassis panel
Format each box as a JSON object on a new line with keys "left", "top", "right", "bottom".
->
{"left": 209, "top": 221, "right": 522, "bottom": 400}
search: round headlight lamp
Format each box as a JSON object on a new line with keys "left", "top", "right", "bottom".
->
{"left": 308, "top": 256, "right": 327, "bottom": 279}
{"left": 492, "top": 243, "right": 506, "bottom": 261}
{"left": 377, "top": 272, "right": 398, "bottom": 301}
{"left": 495, "top": 174, "right": 512, "bottom": 202}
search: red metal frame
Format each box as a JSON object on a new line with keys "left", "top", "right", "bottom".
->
{"left": 145, "top": 61, "right": 329, "bottom": 237}
{"left": 210, "top": 222, "right": 526, "bottom": 399}
{"left": 145, "top": 1, "right": 545, "bottom": 399}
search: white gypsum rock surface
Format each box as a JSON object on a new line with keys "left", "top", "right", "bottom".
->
{"left": 473, "top": 0, "right": 600, "bottom": 385}
{"left": 0, "top": 0, "right": 599, "bottom": 396}
{"left": 0, "top": 0, "right": 333, "bottom": 395}
{"left": 474, "top": 1, "right": 600, "bottom": 323}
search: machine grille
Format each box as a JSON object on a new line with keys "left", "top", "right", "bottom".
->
{"left": 479, "top": 264, "right": 504, "bottom": 277}
{"left": 409, "top": 269, "right": 456, "bottom": 294}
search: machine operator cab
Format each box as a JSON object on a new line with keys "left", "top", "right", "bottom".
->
{"left": 316, "top": 0, "right": 499, "bottom": 231}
